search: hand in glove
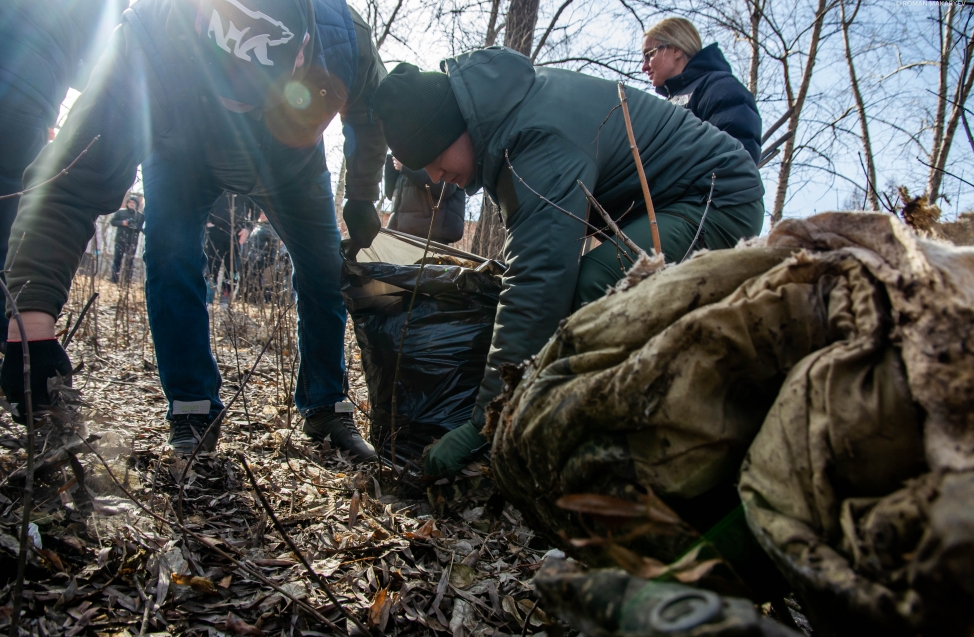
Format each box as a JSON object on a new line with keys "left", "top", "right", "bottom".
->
{"left": 0, "top": 340, "right": 72, "bottom": 423}
{"left": 343, "top": 200, "right": 381, "bottom": 249}
{"left": 423, "top": 421, "right": 489, "bottom": 478}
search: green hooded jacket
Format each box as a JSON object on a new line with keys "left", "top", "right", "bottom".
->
{"left": 441, "top": 47, "right": 764, "bottom": 427}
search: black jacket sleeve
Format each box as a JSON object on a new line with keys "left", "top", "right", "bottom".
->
{"left": 341, "top": 8, "right": 387, "bottom": 202}
{"left": 110, "top": 209, "right": 131, "bottom": 227}
{"left": 693, "top": 75, "right": 762, "bottom": 164}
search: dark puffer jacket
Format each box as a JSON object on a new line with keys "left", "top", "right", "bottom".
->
{"left": 384, "top": 154, "right": 466, "bottom": 243}
{"left": 657, "top": 43, "right": 762, "bottom": 164}
{"left": 0, "top": 0, "right": 124, "bottom": 123}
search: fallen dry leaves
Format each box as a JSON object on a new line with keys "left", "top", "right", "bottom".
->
{"left": 0, "top": 277, "right": 562, "bottom": 636}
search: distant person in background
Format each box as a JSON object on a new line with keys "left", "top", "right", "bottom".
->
{"left": 0, "top": 0, "right": 123, "bottom": 348}
{"left": 205, "top": 192, "right": 254, "bottom": 305}
{"left": 384, "top": 153, "right": 466, "bottom": 243}
{"left": 110, "top": 196, "right": 144, "bottom": 284}
{"left": 642, "top": 18, "right": 762, "bottom": 164}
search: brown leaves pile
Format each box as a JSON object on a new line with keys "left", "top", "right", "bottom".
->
{"left": 0, "top": 279, "right": 560, "bottom": 637}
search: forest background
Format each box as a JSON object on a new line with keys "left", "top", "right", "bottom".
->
{"left": 61, "top": 0, "right": 974, "bottom": 249}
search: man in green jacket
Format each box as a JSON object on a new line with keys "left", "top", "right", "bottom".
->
{"left": 374, "top": 47, "right": 765, "bottom": 477}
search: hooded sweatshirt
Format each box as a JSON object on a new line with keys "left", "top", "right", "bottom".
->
{"left": 439, "top": 47, "right": 764, "bottom": 427}
{"left": 657, "top": 43, "right": 762, "bottom": 164}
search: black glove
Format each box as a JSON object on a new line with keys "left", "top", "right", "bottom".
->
{"left": 343, "top": 200, "right": 381, "bottom": 249}
{"left": 0, "top": 340, "right": 72, "bottom": 422}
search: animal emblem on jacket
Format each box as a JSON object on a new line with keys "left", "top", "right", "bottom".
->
{"left": 207, "top": 0, "right": 294, "bottom": 66}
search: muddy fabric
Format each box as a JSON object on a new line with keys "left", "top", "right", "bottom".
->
{"left": 739, "top": 213, "right": 974, "bottom": 635}
{"left": 492, "top": 212, "right": 974, "bottom": 633}
{"left": 534, "top": 558, "right": 800, "bottom": 637}
{"left": 492, "top": 243, "right": 798, "bottom": 573}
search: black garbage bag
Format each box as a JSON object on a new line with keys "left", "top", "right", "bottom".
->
{"left": 341, "top": 230, "right": 503, "bottom": 464}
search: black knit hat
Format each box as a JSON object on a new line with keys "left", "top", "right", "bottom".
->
{"left": 374, "top": 63, "right": 467, "bottom": 170}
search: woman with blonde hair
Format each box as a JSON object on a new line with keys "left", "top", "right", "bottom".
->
{"left": 642, "top": 18, "right": 762, "bottom": 163}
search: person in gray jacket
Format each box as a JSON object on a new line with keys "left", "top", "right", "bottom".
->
{"left": 384, "top": 153, "right": 466, "bottom": 243}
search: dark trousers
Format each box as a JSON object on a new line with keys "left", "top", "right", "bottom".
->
{"left": 111, "top": 233, "right": 139, "bottom": 283}
{"left": 142, "top": 152, "right": 347, "bottom": 421}
{"left": 0, "top": 104, "right": 48, "bottom": 342}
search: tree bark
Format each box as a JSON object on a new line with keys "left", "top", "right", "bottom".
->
{"left": 770, "top": 0, "right": 830, "bottom": 226}
{"left": 926, "top": 3, "right": 955, "bottom": 202}
{"left": 747, "top": 0, "right": 764, "bottom": 96}
{"left": 926, "top": 6, "right": 974, "bottom": 204}
{"left": 504, "top": 0, "right": 541, "bottom": 56}
{"left": 840, "top": 0, "right": 880, "bottom": 211}
{"left": 485, "top": 0, "right": 503, "bottom": 47}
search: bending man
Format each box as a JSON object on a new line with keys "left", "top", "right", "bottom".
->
{"left": 0, "top": 0, "right": 385, "bottom": 461}
{"left": 373, "top": 47, "right": 765, "bottom": 477}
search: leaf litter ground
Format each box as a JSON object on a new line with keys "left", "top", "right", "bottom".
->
{"left": 0, "top": 276, "right": 566, "bottom": 637}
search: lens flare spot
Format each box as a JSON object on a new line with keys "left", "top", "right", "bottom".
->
{"left": 284, "top": 81, "right": 311, "bottom": 110}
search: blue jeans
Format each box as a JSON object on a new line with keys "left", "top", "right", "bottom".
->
{"left": 142, "top": 153, "right": 347, "bottom": 421}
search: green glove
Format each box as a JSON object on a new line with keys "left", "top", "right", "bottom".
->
{"left": 424, "top": 421, "right": 488, "bottom": 478}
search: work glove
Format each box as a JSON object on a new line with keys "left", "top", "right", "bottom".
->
{"left": 0, "top": 340, "right": 72, "bottom": 423}
{"left": 343, "top": 200, "right": 381, "bottom": 249}
{"left": 423, "top": 421, "right": 489, "bottom": 478}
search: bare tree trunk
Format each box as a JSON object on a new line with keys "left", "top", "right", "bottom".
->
{"left": 471, "top": 0, "right": 542, "bottom": 259}
{"left": 471, "top": 196, "right": 507, "bottom": 259}
{"left": 504, "top": 0, "right": 541, "bottom": 56}
{"left": 927, "top": 7, "right": 974, "bottom": 204}
{"left": 926, "top": 3, "right": 956, "bottom": 201}
{"left": 747, "top": 0, "right": 764, "bottom": 96}
{"left": 485, "top": 0, "right": 502, "bottom": 47}
{"left": 840, "top": 0, "right": 879, "bottom": 211}
{"left": 770, "top": 0, "right": 831, "bottom": 225}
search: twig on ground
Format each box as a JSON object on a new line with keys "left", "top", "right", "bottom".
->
{"left": 176, "top": 301, "right": 295, "bottom": 523}
{"left": 617, "top": 84, "right": 661, "bottom": 255}
{"left": 0, "top": 136, "right": 100, "bottom": 201}
{"left": 504, "top": 151, "right": 635, "bottom": 265}
{"left": 681, "top": 174, "right": 716, "bottom": 262}
{"left": 576, "top": 181, "right": 646, "bottom": 258}
{"left": 62, "top": 293, "right": 99, "bottom": 349}
{"left": 0, "top": 276, "right": 34, "bottom": 637}
{"left": 521, "top": 599, "right": 539, "bottom": 637}
{"left": 240, "top": 455, "right": 367, "bottom": 636}
{"left": 69, "top": 429, "right": 343, "bottom": 632}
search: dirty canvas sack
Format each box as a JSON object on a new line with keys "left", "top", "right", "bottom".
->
{"left": 738, "top": 213, "right": 974, "bottom": 636}
{"left": 341, "top": 230, "right": 503, "bottom": 464}
{"left": 492, "top": 212, "right": 974, "bottom": 634}
{"left": 492, "top": 240, "right": 800, "bottom": 597}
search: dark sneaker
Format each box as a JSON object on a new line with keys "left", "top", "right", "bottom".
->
{"left": 167, "top": 417, "right": 220, "bottom": 455}
{"left": 303, "top": 410, "right": 376, "bottom": 461}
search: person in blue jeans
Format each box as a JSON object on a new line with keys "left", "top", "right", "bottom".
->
{"left": 0, "top": 0, "right": 386, "bottom": 461}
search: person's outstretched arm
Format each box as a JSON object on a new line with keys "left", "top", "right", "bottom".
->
{"left": 472, "top": 131, "right": 597, "bottom": 427}
{"left": 7, "top": 17, "right": 163, "bottom": 332}
{"left": 341, "top": 8, "right": 387, "bottom": 204}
